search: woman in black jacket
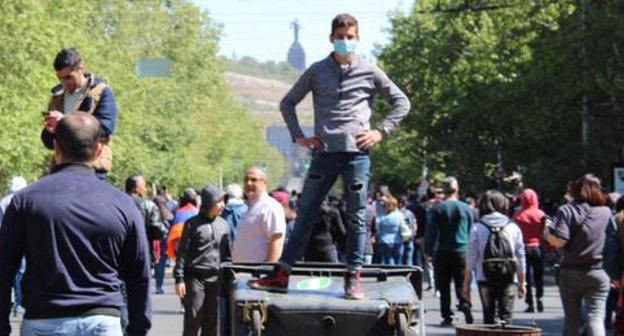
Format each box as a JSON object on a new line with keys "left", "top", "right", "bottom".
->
{"left": 304, "top": 200, "right": 346, "bottom": 262}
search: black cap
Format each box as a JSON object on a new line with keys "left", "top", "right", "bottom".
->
{"left": 200, "top": 186, "right": 224, "bottom": 212}
{"left": 181, "top": 188, "right": 198, "bottom": 205}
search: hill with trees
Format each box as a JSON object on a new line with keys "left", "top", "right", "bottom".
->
{"left": 226, "top": 56, "right": 301, "bottom": 84}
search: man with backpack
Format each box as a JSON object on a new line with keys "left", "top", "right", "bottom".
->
{"left": 463, "top": 190, "right": 526, "bottom": 324}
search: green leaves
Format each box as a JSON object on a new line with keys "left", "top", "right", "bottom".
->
{"left": 0, "top": 0, "right": 283, "bottom": 192}
{"left": 375, "top": 0, "right": 624, "bottom": 198}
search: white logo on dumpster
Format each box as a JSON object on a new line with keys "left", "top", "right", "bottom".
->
{"left": 297, "top": 277, "right": 332, "bottom": 290}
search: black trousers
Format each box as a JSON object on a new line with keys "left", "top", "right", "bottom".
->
{"left": 478, "top": 282, "right": 516, "bottom": 324}
{"left": 525, "top": 246, "right": 544, "bottom": 306}
{"left": 434, "top": 251, "right": 469, "bottom": 319}
{"left": 183, "top": 276, "right": 219, "bottom": 336}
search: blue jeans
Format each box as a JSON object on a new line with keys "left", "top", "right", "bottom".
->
{"left": 154, "top": 234, "right": 168, "bottom": 291}
{"left": 282, "top": 153, "right": 370, "bottom": 271}
{"left": 378, "top": 243, "right": 402, "bottom": 265}
{"left": 21, "top": 315, "right": 122, "bottom": 336}
{"left": 13, "top": 258, "right": 26, "bottom": 311}
{"left": 559, "top": 268, "right": 609, "bottom": 336}
{"left": 402, "top": 240, "right": 414, "bottom": 266}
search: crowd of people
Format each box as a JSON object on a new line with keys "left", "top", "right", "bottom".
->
{"left": 9, "top": 166, "right": 612, "bottom": 336}
{"left": 5, "top": 163, "right": 624, "bottom": 336}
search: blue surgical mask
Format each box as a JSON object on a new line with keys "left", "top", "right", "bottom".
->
{"left": 333, "top": 39, "right": 357, "bottom": 57}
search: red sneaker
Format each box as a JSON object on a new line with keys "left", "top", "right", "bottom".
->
{"left": 247, "top": 268, "right": 290, "bottom": 293}
{"left": 344, "top": 270, "right": 365, "bottom": 300}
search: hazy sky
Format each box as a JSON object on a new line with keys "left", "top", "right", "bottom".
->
{"left": 195, "top": 0, "right": 415, "bottom": 63}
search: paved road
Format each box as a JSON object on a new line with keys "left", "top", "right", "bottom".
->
{"left": 422, "top": 281, "right": 564, "bottom": 335}
{"left": 8, "top": 270, "right": 613, "bottom": 335}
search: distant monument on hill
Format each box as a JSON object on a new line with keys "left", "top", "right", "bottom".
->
{"left": 287, "top": 19, "right": 306, "bottom": 71}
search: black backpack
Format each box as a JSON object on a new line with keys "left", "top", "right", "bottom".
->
{"left": 482, "top": 222, "right": 517, "bottom": 284}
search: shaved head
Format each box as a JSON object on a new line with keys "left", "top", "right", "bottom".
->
{"left": 54, "top": 113, "right": 101, "bottom": 163}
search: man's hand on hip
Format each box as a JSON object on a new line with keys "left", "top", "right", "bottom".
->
{"left": 43, "top": 111, "right": 64, "bottom": 134}
{"left": 356, "top": 130, "right": 383, "bottom": 151}
{"left": 295, "top": 136, "right": 321, "bottom": 150}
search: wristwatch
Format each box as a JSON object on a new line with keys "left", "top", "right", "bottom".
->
{"left": 377, "top": 126, "right": 390, "bottom": 139}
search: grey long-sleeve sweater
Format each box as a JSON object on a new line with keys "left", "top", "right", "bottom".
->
{"left": 280, "top": 54, "right": 411, "bottom": 153}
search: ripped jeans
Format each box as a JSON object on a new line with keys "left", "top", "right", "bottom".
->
{"left": 281, "top": 152, "right": 370, "bottom": 271}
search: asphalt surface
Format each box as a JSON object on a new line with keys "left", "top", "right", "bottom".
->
{"left": 7, "top": 269, "right": 613, "bottom": 335}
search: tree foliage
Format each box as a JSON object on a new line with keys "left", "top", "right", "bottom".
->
{"left": 0, "top": 0, "right": 284, "bottom": 193}
{"left": 374, "top": 0, "right": 624, "bottom": 200}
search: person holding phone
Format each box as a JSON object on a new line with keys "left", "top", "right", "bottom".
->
{"left": 42, "top": 48, "right": 118, "bottom": 179}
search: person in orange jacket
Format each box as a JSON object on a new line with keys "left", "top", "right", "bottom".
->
{"left": 167, "top": 189, "right": 200, "bottom": 260}
{"left": 157, "top": 189, "right": 199, "bottom": 294}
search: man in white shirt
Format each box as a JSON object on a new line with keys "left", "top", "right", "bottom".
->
{"left": 232, "top": 167, "right": 286, "bottom": 263}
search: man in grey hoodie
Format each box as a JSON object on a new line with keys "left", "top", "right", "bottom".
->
{"left": 174, "top": 186, "right": 230, "bottom": 336}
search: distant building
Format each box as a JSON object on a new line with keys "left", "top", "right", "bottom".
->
{"left": 287, "top": 20, "right": 306, "bottom": 71}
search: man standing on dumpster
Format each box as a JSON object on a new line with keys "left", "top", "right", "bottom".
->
{"left": 248, "top": 13, "right": 410, "bottom": 299}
